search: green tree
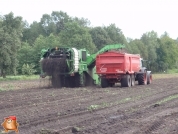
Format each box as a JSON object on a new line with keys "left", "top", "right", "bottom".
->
{"left": 0, "top": 12, "right": 23, "bottom": 77}
{"left": 51, "top": 11, "right": 71, "bottom": 34}
{"left": 40, "top": 14, "right": 56, "bottom": 36}
{"left": 59, "top": 22, "right": 96, "bottom": 53}
{"left": 22, "top": 63, "right": 36, "bottom": 75}
{"left": 141, "top": 31, "right": 159, "bottom": 71}
{"left": 90, "top": 27, "right": 112, "bottom": 50}
{"left": 72, "top": 17, "right": 91, "bottom": 27}
{"left": 104, "top": 24, "right": 126, "bottom": 44}
{"left": 128, "top": 39, "right": 148, "bottom": 59}
{"left": 17, "top": 42, "right": 35, "bottom": 74}
{"left": 22, "top": 21, "right": 43, "bottom": 45}
{"left": 40, "top": 11, "right": 71, "bottom": 36}
{"left": 157, "top": 36, "right": 178, "bottom": 69}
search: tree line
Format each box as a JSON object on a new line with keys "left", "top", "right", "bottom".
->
{"left": 0, "top": 11, "right": 178, "bottom": 77}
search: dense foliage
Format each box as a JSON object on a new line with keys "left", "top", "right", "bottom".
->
{"left": 0, "top": 13, "right": 23, "bottom": 77}
{"left": 0, "top": 11, "right": 178, "bottom": 77}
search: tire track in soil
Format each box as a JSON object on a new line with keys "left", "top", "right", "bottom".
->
{"left": 0, "top": 87, "right": 130, "bottom": 133}
{"left": 119, "top": 98, "right": 178, "bottom": 134}
{"left": 0, "top": 87, "right": 128, "bottom": 118}
{"left": 0, "top": 87, "right": 108, "bottom": 111}
{"left": 132, "top": 106, "right": 178, "bottom": 134}
{"left": 63, "top": 83, "right": 178, "bottom": 133}
{"left": 29, "top": 87, "right": 178, "bottom": 133}
{"left": 34, "top": 86, "right": 178, "bottom": 133}
{"left": 0, "top": 88, "right": 147, "bottom": 133}
{"left": 0, "top": 76, "right": 174, "bottom": 108}
{"left": 144, "top": 120, "right": 164, "bottom": 134}
{"left": 6, "top": 89, "right": 131, "bottom": 128}
{"left": 75, "top": 97, "right": 178, "bottom": 134}
{"left": 0, "top": 85, "right": 123, "bottom": 110}
{"left": 0, "top": 77, "right": 178, "bottom": 133}
{"left": 0, "top": 82, "right": 151, "bottom": 117}
{"left": 0, "top": 86, "right": 147, "bottom": 119}
{"left": 155, "top": 108, "right": 178, "bottom": 134}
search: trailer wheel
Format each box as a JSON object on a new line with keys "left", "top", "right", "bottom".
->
{"left": 147, "top": 73, "right": 152, "bottom": 84}
{"left": 126, "top": 74, "right": 131, "bottom": 87}
{"left": 121, "top": 74, "right": 131, "bottom": 87}
{"left": 131, "top": 74, "right": 135, "bottom": 86}
{"left": 101, "top": 78, "right": 109, "bottom": 88}
{"left": 138, "top": 73, "right": 147, "bottom": 85}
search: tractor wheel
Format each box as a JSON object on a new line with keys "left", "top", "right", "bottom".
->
{"left": 69, "top": 76, "right": 76, "bottom": 88}
{"left": 80, "top": 73, "right": 86, "bottom": 87}
{"left": 51, "top": 74, "right": 62, "bottom": 88}
{"left": 63, "top": 77, "right": 70, "bottom": 87}
{"left": 74, "top": 73, "right": 86, "bottom": 87}
{"left": 138, "top": 73, "right": 147, "bottom": 85}
{"left": 73, "top": 73, "right": 80, "bottom": 87}
{"left": 147, "top": 73, "right": 152, "bottom": 84}
{"left": 60, "top": 75, "right": 65, "bottom": 87}
{"left": 131, "top": 74, "right": 135, "bottom": 86}
{"left": 101, "top": 78, "right": 109, "bottom": 88}
{"left": 85, "top": 73, "right": 94, "bottom": 86}
{"left": 121, "top": 74, "right": 131, "bottom": 87}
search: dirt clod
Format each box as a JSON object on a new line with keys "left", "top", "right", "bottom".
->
{"left": 72, "top": 127, "right": 81, "bottom": 133}
{"left": 153, "top": 103, "right": 160, "bottom": 108}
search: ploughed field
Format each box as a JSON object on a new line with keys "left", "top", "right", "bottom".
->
{"left": 0, "top": 75, "right": 178, "bottom": 134}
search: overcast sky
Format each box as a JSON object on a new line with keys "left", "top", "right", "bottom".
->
{"left": 0, "top": 0, "right": 177, "bottom": 39}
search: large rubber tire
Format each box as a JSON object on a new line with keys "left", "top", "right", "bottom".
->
{"left": 79, "top": 73, "right": 86, "bottom": 87}
{"left": 121, "top": 79, "right": 124, "bottom": 87}
{"left": 69, "top": 76, "right": 76, "bottom": 88}
{"left": 138, "top": 73, "right": 147, "bottom": 85}
{"left": 75, "top": 73, "right": 86, "bottom": 87}
{"left": 101, "top": 78, "right": 109, "bottom": 88}
{"left": 85, "top": 73, "right": 94, "bottom": 86}
{"left": 147, "top": 73, "right": 152, "bottom": 84}
{"left": 131, "top": 74, "right": 135, "bottom": 86}
{"left": 51, "top": 74, "right": 62, "bottom": 88}
{"left": 62, "top": 76, "right": 70, "bottom": 87}
{"left": 72, "top": 73, "right": 80, "bottom": 87}
{"left": 121, "top": 74, "right": 131, "bottom": 87}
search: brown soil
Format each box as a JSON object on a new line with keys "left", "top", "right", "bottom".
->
{"left": 0, "top": 76, "right": 178, "bottom": 134}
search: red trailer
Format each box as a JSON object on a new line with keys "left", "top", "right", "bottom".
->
{"left": 96, "top": 51, "right": 152, "bottom": 88}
